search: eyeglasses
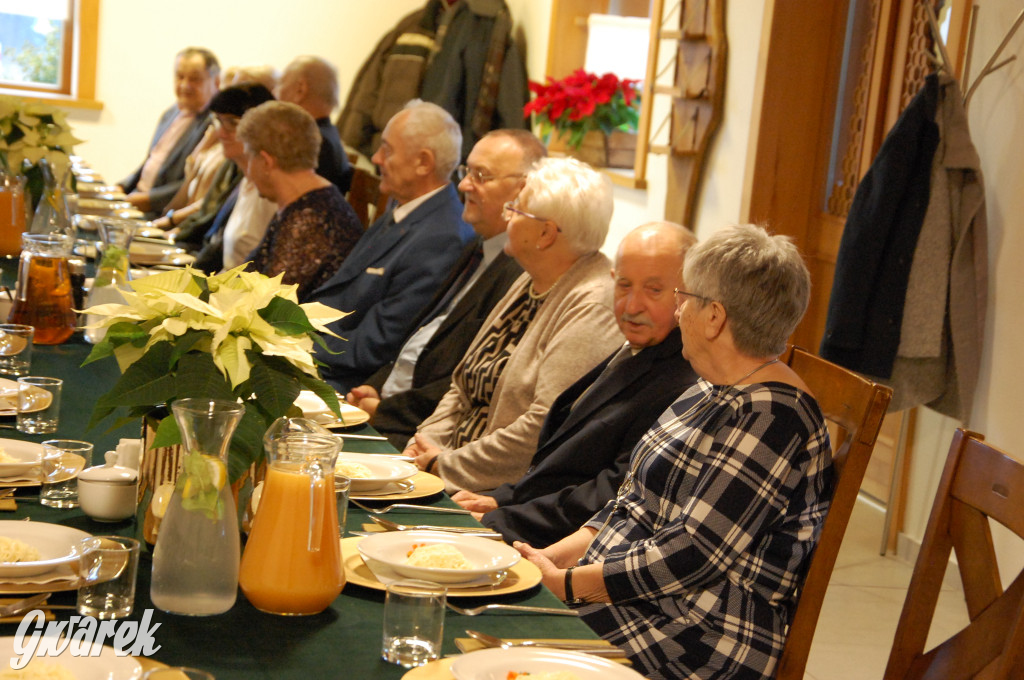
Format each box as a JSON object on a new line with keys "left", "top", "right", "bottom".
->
{"left": 457, "top": 165, "right": 523, "bottom": 185}
{"left": 212, "top": 114, "right": 240, "bottom": 133}
{"left": 502, "top": 201, "right": 561, "bottom": 232}
{"left": 673, "top": 288, "right": 713, "bottom": 305}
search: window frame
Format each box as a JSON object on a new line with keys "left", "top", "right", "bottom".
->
{"left": 0, "top": 0, "right": 101, "bottom": 110}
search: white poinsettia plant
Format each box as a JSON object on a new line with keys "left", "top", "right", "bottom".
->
{"left": 0, "top": 94, "right": 82, "bottom": 210}
{"left": 83, "top": 265, "right": 348, "bottom": 482}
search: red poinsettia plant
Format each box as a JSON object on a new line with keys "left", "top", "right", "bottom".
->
{"left": 524, "top": 69, "right": 641, "bottom": 150}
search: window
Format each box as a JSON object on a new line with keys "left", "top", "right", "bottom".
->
{"left": 0, "top": 0, "right": 100, "bottom": 109}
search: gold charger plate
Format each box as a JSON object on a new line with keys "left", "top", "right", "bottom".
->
{"left": 0, "top": 377, "right": 53, "bottom": 416}
{"left": 401, "top": 657, "right": 454, "bottom": 679}
{"left": 349, "top": 471, "right": 444, "bottom": 501}
{"left": 341, "top": 536, "right": 542, "bottom": 597}
{"left": 0, "top": 452, "right": 86, "bottom": 488}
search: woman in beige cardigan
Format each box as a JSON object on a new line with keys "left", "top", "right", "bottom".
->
{"left": 405, "top": 157, "right": 624, "bottom": 493}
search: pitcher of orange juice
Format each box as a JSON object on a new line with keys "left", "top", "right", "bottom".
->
{"left": 240, "top": 432, "right": 345, "bottom": 615}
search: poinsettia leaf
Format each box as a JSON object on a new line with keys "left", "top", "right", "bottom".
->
{"left": 172, "top": 353, "right": 235, "bottom": 401}
{"left": 89, "top": 343, "right": 177, "bottom": 427}
{"left": 168, "top": 329, "right": 212, "bottom": 366}
{"left": 81, "top": 322, "right": 148, "bottom": 366}
{"left": 151, "top": 414, "right": 182, "bottom": 449}
{"left": 245, "top": 352, "right": 302, "bottom": 420}
{"left": 258, "top": 296, "right": 314, "bottom": 336}
{"left": 227, "top": 404, "right": 266, "bottom": 483}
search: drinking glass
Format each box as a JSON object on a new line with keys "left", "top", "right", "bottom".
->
{"left": 0, "top": 324, "right": 34, "bottom": 376}
{"left": 77, "top": 536, "right": 141, "bottom": 620}
{"left": 40, "top": 439, "right": 92, "bottom": 508}
{"left": 16, "top": 376, "right": 61, "bottom": 434}
{"left": 381, "top": 580, "right": 446, "bottom": 668}
{"left": 335, "top": 474, "right": 351, "bottom": 538}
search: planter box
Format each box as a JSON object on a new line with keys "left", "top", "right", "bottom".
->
{"left": 547, "top": 130, "right": 637, "bottom": 169}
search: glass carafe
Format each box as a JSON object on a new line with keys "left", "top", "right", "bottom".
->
{"left": 83, "top": 217, "right": 136, "bottom": 344}
{"left": 8, "top": 233, "right": 76, "bottom": 343}
{"left": 28, "top": 160, "right": 73, "bottom": 240}
{"left": 151, "top": 398, "right": 245, "bottom": 616}
{"left": 239, "top": 432, "right": 344, "bottom": 615}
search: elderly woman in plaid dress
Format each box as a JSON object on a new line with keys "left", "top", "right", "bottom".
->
{"left": 517, "top": 224, "right": 833, "bottom": 680}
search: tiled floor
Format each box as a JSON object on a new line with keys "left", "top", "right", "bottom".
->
{"left": 802, "top": 497, "right": 970, "bottom": 680}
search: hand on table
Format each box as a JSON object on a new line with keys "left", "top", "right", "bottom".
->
{"left": 404, "top": 433, "right": 441, "bottom": 472}
{"left": 345, "top": 385, "right": 380, "bottom": 418}
{"left": 513, "top": 541, "right": 564, "bottom": 593}
{"left": 452, "top": 490, "right": 498, "bottom": 514}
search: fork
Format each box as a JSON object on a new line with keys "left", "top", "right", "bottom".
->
{"left": 368, "top": 515, "right": 501, "bottom": 538}
{"left": 349, "top": 498, "right": 472, "bottom": 515}
{"left": 446, "top": 602, "right": 579, "bottom": 617}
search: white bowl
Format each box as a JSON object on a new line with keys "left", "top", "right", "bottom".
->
{"left": 0, "top": 521, "right": 93, "bottom": 577}
{"left": 356, "top": 530, "right": 520, "bottom": 584}
{"left": 335, "top": 452, "right": 416, "bottom": 492}
{"left": 0, "top": 440, "right": 42, "bottom": 477}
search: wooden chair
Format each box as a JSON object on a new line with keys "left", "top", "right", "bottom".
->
{"left": 883, "top": 429, "right": 1024, "bottom": 680}
{"left": 346, "top": 166, "right": 390, "bottom": 229}
{"left": 774, "top": 346, "right": 893, "bottom": 679}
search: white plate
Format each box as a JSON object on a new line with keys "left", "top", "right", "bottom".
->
{"left": 0, "top": 378, "right": 52, "bottom": 417}
{"left": 450, "top": 647, "right": 643, "bottom": 680}
{"left": 0, "top": 521, "right": 93, "bottom": 577}
{"left": 335, "top": 452, "right": 416, "bottom": 492}
{"left": 0, "top": 438, "right": 42, "bottom": 477}
{"left": 356, "top": 530, "right": 520, "bottom": 584}
{"left": 75, "top": 242, "right": 195, "bottom": 267}
{"left": 294, "top": 390, "right": 370, "bottom": 427}
{"left": 0, "top": 637, "right": 142, "bottom": 680}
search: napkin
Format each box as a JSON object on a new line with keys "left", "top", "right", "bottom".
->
{"left": 2, "top": 563, "right": 77, "bottom": 585}
{"left": 0, "top": 497, "right": 16, "bottom": 512}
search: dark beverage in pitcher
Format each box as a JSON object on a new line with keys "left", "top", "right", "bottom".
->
{"left": 8, "top": 233, "right": 76, "bottom": 344}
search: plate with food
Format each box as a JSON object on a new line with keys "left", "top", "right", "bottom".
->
{"left": 336, "top": 452, "right": 417, "bottom": 492}
{"left": 450, "top": 647, "right": 644, "bottom": 680}
{"left": 294, "top": 390, "right": 370, "bottom": 427}
{"left": 0, "top": 521, "right": 93, "bottom": 578}
{"left": 0, "top": 636, "right": 143, "bottom": 680}
{"left": 356, "top": 530, "right": 520, "bottom": 585}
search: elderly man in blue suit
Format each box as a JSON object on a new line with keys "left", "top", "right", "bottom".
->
{"left": 119, "top": 47, "right": 219, "bottom": 217}
{"left": 452, "top": 222, "right": 700, "bottom": 547}
{"left": 310, "top": 100, "right": 474, "bottom": 392}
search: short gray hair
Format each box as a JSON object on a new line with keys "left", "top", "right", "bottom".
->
{"left": 683, "top": 223, "right": 810, "bottom": 357}
{"left": 176, "top": 46, "right": 220, "bottom": 79}
{"left": 517, "top": 157, "right": 612, "bottom": 256}
{"left": 399, "top": 99, "right": 461, "bottom": 181}
{"left": 237, "top": 101, "right": 321, "bottom": 172}
{"left": 287, "top": 56, "right": 339, "bottom": 108}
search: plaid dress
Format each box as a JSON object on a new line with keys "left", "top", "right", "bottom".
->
{"left": 577, "top": 379, "right": 832, "bottom": 680}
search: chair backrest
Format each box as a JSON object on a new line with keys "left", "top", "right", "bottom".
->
{"left": 884, "top": 429, "right": 1024, "bottom": 680}
{"left": 346, "top": 167, "right": 390, "bottom": 228}
{"left": 774, "top": 346, "right": 893, "bottom": 679}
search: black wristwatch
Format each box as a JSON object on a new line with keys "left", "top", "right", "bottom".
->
{"left": 563, "top": 565, "right": 586, "bottom": 605}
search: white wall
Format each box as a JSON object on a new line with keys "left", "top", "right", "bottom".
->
{"left": 901, "top": 0, "right": 1024, "bottom": 576}
{"left": 65, "top": 0, "right": 425, "bottom": 181}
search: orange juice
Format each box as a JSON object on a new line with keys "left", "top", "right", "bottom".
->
{"left": 0, "top": 188, "right": 26, "bottom": 258}
{"left": 239, "top": 463, "right": 345, "bottom": 615}
{"left": 8, "top": 253, "right": 75, "bottom": 344}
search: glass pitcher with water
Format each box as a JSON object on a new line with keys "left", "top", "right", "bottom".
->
{"left": 239, "top": 432, "right": 345, "bottom": 615}
{"left": 83, "top": 217, "right": 136, "bottom": 343}
{"left": 8, "top": 233, "right": 76, "bottom": 343}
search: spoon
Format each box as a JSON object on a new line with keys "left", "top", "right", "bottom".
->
{"left": 0, "top": 593, "right": 76, "bottom": 618}
{"left": 464, "top": 629, "right": 627, "bottom": 657}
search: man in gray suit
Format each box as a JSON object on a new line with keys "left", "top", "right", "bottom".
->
{"left": 346, "top": 129, "right": 547, "bottom": 448}
{"left": 119, "top": 47, "right": 219, "bottom": 217}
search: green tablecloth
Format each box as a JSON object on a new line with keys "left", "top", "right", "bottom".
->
{"left": 0, "top": 332, "right": 597, "bottom": 679}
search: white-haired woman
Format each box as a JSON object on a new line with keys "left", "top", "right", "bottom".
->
{"left": 517, "top": 224, "right": 833, "bottom": 680}
{"left": 406, "top": 157, "right": 624, "bottom": 492}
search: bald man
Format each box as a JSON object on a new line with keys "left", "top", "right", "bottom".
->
{"left": 453, "top": 222, "right": 700, "bottom": 547}
{"left": 276, "top": 55, "right": 352, "bottom": 192}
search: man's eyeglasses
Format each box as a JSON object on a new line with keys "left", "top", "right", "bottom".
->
{"left": 502, "top": 201, "right": 561, "bottom": 232}
{"left": 673, "top": 288, "right": 713, "bottom": 305}
{"left": 457, "top": 165, "right": 523, "bottom": 185}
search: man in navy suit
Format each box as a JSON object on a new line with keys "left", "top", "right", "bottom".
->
{"left": 310, "top": 100, "right": 475, "bottom": 392}
{"left": 345, "top": 129, "right": 547, "bottom": 448}
{"left": 119, "top": 47, "right": 219, "bottom": 217}
{"left": 452, "top": 222, "right": 700, "bottom": 547}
